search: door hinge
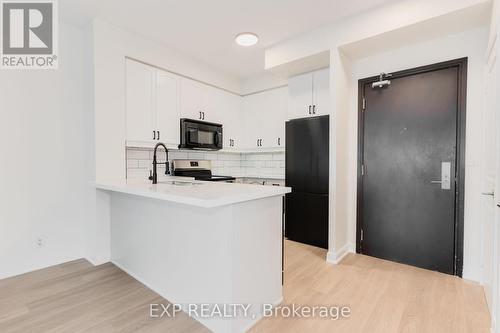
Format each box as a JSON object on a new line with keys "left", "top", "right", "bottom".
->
{"left": 362, "top": 98, "right": 366, "bottom": 111}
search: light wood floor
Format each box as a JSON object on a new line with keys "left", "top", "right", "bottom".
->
{"left": 0, "top": 241, "right": 490, "bottom": 333}
{"left": 251, "top": 241, "right": 490, "bottom": 333}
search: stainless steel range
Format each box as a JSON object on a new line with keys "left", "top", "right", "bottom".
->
{"left": 172, "top": 160, "right": 236, "bottom": 182}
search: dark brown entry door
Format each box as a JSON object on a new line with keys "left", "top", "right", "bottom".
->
{"left": 359, "top": 64, "right": 464, "bottom": 275}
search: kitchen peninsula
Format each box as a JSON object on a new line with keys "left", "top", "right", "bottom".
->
{"left": 96, "top": 179, "right": 290, "bottom": 333}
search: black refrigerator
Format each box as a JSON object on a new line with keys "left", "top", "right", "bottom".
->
{"left": 285, "top": 115, "right": 329, "bottom": 249}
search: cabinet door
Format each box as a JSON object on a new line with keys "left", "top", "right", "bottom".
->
{"left": 261, "top": 87, "right": 287, "bottom": 148}
{"left": 219, "top": 92, "right": 242, "bottom": 150}
{"left": 180, "top": 78, "right": 206, "bottom": 121}
{"left": 288, "top": 72, "right": 313, "bottom": 120}
{"left": 312, "top": 68, "right": 330, "bottom": 116}
{"left": 126, "top": 59, "right": 155, "bottom": 143}
{"left": 156, "top": 70, "right": 180, "bottom": 147}
{"left": 242, "top": 93, "right": 265, "bottom": 149}
{"left": 203, "top": 85, "right": 226, "bottom": 124}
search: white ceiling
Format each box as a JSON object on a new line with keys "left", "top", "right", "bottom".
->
{"left": 60, "top": 0, "right": 399, "bottom": 79}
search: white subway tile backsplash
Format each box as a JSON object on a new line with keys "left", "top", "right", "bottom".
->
{"left": 187, "top": 152, "right": 206, "bottom": 159}
{"left": 273, "top": 153, "right": 285, "bottom": 161}
{"left": 125, "top": 147, "right": 285, "bottom": 180}
{"left": 171, "top": 151, "right": 189, "bottom": 159}
{"left": 127, "top": 149, "right": 150, "bottom": 160}
{"left": 127, "top": 159, "right": 139, "bottom": 169}
{"left": 138, "top": 159, "right": 152, "bottom": 169}
{"left": 127, "top": 168, "right": 150, "bottom": 180}
{"left": 204, "top": 152, "right": 218, "bottom": 161}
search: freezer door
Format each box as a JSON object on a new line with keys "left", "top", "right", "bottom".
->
{"left": 285, "top": 192, "right": 329, "bottom": 249}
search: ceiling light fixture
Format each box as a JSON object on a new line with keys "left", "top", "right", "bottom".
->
{"left": 235, "top": 32, "right": 259, "bottom": 46}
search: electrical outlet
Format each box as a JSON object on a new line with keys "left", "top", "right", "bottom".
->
{"left": 36, "top": 238, "right": 44, "bottom": 248}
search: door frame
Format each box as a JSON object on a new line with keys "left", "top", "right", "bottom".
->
{"left": 356, "top": 58, "right": 468, "bottom": 277}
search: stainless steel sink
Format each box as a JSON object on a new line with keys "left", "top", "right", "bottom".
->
{"left": 158, "top": 181, "right": 204, "bottom": 186}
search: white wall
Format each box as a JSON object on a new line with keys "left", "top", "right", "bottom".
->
{"left": 241, "top": 74, "right": 288, "bottom": 96}
{"left": 331, "top": 27, "right": 488, "bottom": 281}
{"left": 265, "top": 0, "right": 489, "bottom": 70}
{"left": 0, "top": 23, "right": 91, "bottom": 278}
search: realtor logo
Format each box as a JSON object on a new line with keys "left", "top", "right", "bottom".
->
{"left": 1, "top": 0, "right": 58, "bottom": 69}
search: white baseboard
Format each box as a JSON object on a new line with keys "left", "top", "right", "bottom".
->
{"left": 326, "top": 243, "right": 354, "bottom": 264}
{"left": 238, "top": 296, "right": 283, "bottom": 333}
{"left": 85, "top": 255, "right": 110, "bottom": 266}
{"left": 462, "top": 264, "right": 482, "bottom": 284}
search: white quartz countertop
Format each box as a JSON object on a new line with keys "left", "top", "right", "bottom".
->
{"left": 96, "top": 177, "right": 291, "bottom": 208}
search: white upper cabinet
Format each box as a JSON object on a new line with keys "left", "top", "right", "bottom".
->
{"left": 126, "top": 59, "right": 180, "bottom": 148}
{"left": 156, "top": 71, "right": 180, "bottom": 146}
{"left": 126, "top": 60, "right": 156, "bottom": 144}
{"left": 180, "top": 78, "right": 206, "bottom": 121}
{"left": 261, "top": 87, "right": 287, "bottom": 149}
{"left": 288, "top": 68, "right": 330, "bottom": 120}
{"left": 312, "top": 68, "right": 330, "bottom": 116}
{"left": 179, "top": 78, "right": 224, "bottom": 123}
{"left": 242, "top": 87, "right": 287, "bottom": 150}
{"left": 243, "top": 92, "right": 265, "bottom": 149}
{"left": 288, "top": 72, "right": 313, "bottom": 120}
{"left": 218, "top": 92, "right": 242, "bottom": 151}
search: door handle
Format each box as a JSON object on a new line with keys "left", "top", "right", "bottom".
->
{"left": 153, "top": 130, "right": 156, "bottom": 140}
{"left": 312, "top": 105, "right": 316, "bottom": 114}
{"left": 308, "top": 105, "right": 312, "bottom": 115}
{"left": 202, "top": 112, "right": 205, "bottom": 120}
{"left": 430, "top": 162, "right": 451, "bottom": 190}
{"left": 278, "top": 137, "right": 281, "bottom": 146}
{"left": 199, "top": 111, "right": 202, "bottom": 119}
{"left": 157, "top": 131, "right": 160, "bottom": 140}
{"left": 482, "top": 192, "right": 495, "bottom": 196}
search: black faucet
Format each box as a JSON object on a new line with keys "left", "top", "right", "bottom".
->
{"left": 149, "top": 143, "right": 170, "bottom": 184}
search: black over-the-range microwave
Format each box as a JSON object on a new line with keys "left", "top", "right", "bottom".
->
{"left": 179, "top": 118, "right": 223, "bottom": 150}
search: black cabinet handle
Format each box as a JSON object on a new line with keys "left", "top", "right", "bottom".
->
{"left": 153, "top": 130, "right": 156, "bottom": 140}
{"left": 278, "top": 137, "right": 281, "bottom": 146}
{"left": 308, "top": 105, "right": 312, "bottom": 114}
{"left": 157, "top": 131, "right": 160, "bottom": 140}
{"left": 202, "top": 112, "right": 205, "bottom": 120}
{"left": 312, "top": 105, "right": 316, "bottom": 114}
{"left": 199, "top": 111, "right": 202, "bottom": 119}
